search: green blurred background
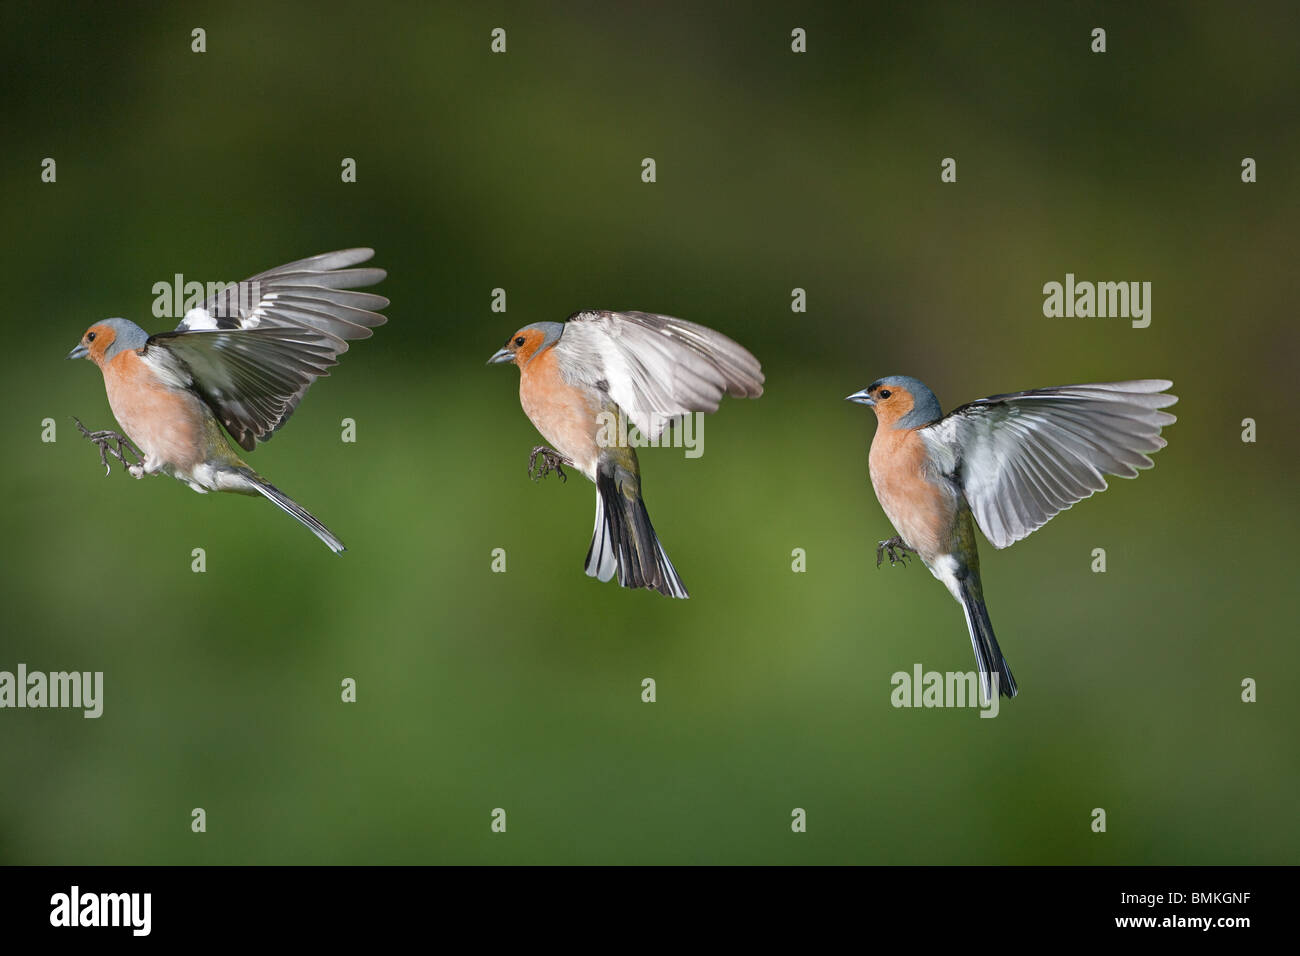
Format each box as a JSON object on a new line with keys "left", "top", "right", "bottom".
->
{"left": 1, "top": 1, "right": 1296, "bottom": 864}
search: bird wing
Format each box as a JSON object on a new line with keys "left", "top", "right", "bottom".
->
{"left": 141, "top": 249, "right": 387, "bottom": 451}
{"left": 920, "top": 380, "right": 1177, "bottom": 549}
{"left": 554, "top": 310, "right": 764, "bottom": 438}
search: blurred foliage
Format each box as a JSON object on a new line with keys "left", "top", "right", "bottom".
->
{"left": 0, "top": 1, "right": 1296, "bottom": 863}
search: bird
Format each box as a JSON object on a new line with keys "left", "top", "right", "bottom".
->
{"left": 67, "top": 248, "right": 387, "bottom": 553}
{"left": 846, "top": 376, "right": 1177, "bottom": 701}
{"left": 488, "top": 310, "right": 764, "bottom": 597}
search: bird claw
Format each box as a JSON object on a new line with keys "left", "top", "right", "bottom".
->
{"left": 73, "top": 417, "right": 143, "bottom": 477}
{"left": 876, "top": 536, "right": 914, "bottom": 568}
{"left": 528, "top": 445, "right": 571, "bottom": 483}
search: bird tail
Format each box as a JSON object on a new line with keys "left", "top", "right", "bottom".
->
{"left": 243, "top": 471, "right": 346, "bottom": 554}
{"left": 957, "top": 577, "right": 1017, "bottom": 701}
{"left": 586, "top": 464, "right": 688, "bottom": 598}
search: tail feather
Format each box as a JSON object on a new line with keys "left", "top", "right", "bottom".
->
{"left": 585, "top": 465, "right": 688, "bottom": 598}
{"left": 957, "top": 578, "right": 1017, "bottom": 700}
{"left": 246, "top": 473, "right": 346, "bottom": 553}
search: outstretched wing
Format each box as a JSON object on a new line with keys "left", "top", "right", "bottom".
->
{"left": 142, "top": 249, "right": 387, "bottom": 451}
{"left": 920, "top": 380, "right": 1178, "bottom": 549}
{"left": 555, "top": 310, "right": 764, "bottom": 438}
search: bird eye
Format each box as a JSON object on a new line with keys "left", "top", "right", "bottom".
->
{"left": 879, "top": 389, "right": 891, "bottom": 399}
{"left": 86, "top": 332, "right": 97, "bottom": 342}
{"left": 514, "top": 336, "right": 525, "bottom": 347}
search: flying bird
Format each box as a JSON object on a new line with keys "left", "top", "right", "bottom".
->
{"left": 847, "top": 376, "right": 1177, "bottom": 700}
{"left": 67, "top": 248, "right": 387, "bottom": 552}
{"left": 489, "top": 310, "right": 764, "bottom": 597}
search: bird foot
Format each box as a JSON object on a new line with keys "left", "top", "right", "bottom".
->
{"left": 528, "top": 445, "right": 571, "bottom": 483}
{"left": 876, "top": 536, "right": 914, "bottom": 568}
{"left": 73, "top": 417, "right": 143, "bottom": 477}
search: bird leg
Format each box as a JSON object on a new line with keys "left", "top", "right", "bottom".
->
{"left": 876, "top": 536, "right": 914, "bottom": 568}
{"left": 73, "top": 417, "right": 143, "bottom": 477}
{"left": 528, "top": 445, "right": 571, "bottom": 483}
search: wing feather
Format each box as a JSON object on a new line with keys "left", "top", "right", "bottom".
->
{"left": 555, "top": 310, "right": 763, "bottom": 438}
{"left": 145, "top": 249, "right": 386, "bottom": 450}
{"left": 920, "top": 380, "right": 1177, "bottom": 548}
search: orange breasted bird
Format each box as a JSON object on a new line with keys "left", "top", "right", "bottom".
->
{"left": 489, "top": 310, "right": 764, "bottom": 597}
{"left": 67, "top": 249, "right": 387, "bottom": 553}
{"left": 847, "top": 376, "right": 1177, "bottom": 701}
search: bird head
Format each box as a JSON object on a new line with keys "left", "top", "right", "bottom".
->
{"left": 487, "top": 322, "right": 564, "bottom": 369}
{"left": 846, "top": 375, "right": 943, "bottom": 429}
{"left": 67, "top": 318, "right": 148, "bottom": 367}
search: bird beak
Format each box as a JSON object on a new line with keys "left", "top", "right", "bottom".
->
{"left": 845, "top": 388, "right": 874, "bottom": 406}
{"left": 67, "top": 343, "right": 89, "bottom": 360}
{"left": 486, "top": 348, "right": 514, "bottom": 365}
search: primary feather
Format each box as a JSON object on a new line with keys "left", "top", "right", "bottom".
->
{"left": 556, "top": 310, "right": 764, "bottom": 439}
{"left": 143, "top": 249, "right": 388, "bottom": 451}
{"left": 921, "top": 380, "right": 1178, "bottom": 548}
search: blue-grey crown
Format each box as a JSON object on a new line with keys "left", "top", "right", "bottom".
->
{"left": 98, "top": 317, "right": 150, "bottom": 359}
{"left": 872, "top": 375, "right": 943, "bottom": 428}
{"left": 521, "top": 321, "right": 565, "bottom": 351}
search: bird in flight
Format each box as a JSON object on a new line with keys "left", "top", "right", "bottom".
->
{"left": 67, "top": 248, "right": 387, "bottom": 552}
{"left": 489, "top": 310, "right": 764, "bottom": 597}
{"left": 847, "top": 376, "right": 1177, "bottom": 701}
